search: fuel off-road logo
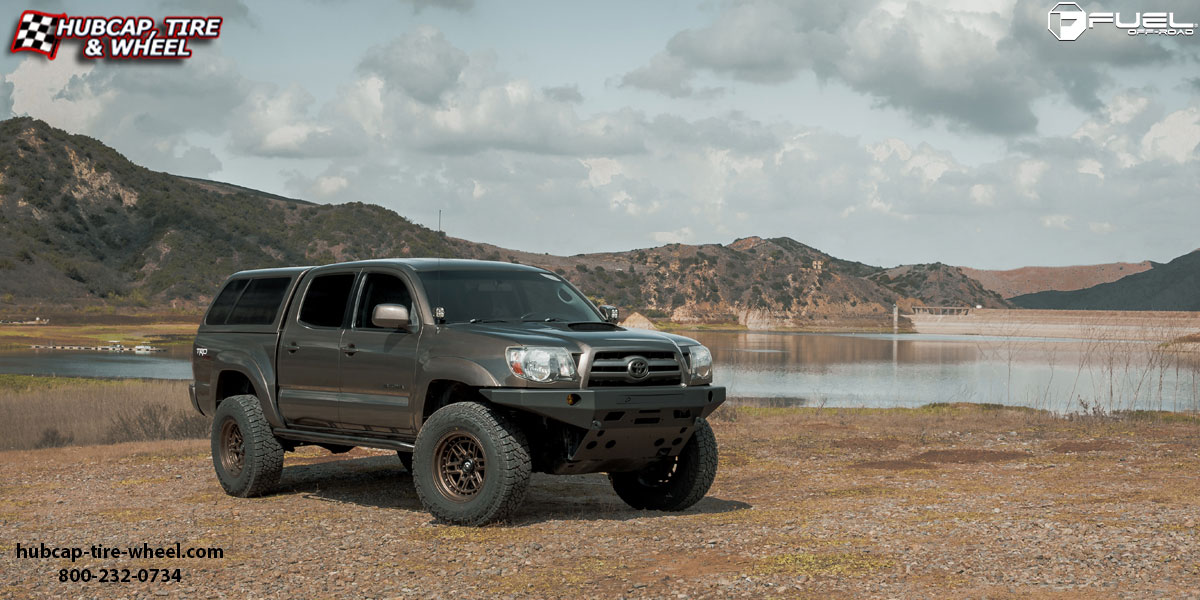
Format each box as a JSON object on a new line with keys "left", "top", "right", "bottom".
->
{"left": 10, "top": 10, "right": 221, "bottom": 60}
{"left": 1048, "top": 3, "right": 1195, "bottom": 40}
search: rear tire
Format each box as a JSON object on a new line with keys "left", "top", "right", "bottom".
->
{"left": 412, "top": 402, "right": 531, "bottom": 526}
{"left": 211, "top": 394, "right": 284, "bottom": 497}
{"left": 609, "top": 418, "right": 718, "bottom": 511}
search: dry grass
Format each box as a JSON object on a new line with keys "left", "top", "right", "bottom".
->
{"left": 0, "top": 376, "right": 203, "bottom": 450}
{"left": 0, "top": 321, "right": 197, "bottom": 349}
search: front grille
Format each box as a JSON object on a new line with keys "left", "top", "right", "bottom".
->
{"left": 587, "top": 350, "right": 682, "bottom": 387}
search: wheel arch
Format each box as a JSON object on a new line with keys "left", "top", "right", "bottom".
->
{"left": 420, "top": 379, "right": 488, "bottom": 426}
{"left": 415, "top": 356, "right": 502, "bottom": 428}
{"left": 210, "top": 357, "right": 283, "bottom": 428}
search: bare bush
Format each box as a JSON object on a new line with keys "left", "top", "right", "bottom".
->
{"left": 105, "top": 403, "right": 210, "bottom": 443}
{"left": 34, "top": 428, "right": 74, "bottom": 449}
{"left": 0, "top": 378, "right": 205, "bottom": 450}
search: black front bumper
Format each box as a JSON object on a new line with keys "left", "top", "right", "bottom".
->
{"left": 480, "top": 385, "right": 726, "bottom": 473}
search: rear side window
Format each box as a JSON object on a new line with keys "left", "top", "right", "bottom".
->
{"left": 205, "top": 279, "right": 249, "bottom": 325}
{"left": 225, "top": 277, "right": 293, "bottom": 325}
{"left": 299, "top": 273, "right": 356, "bottom": 328}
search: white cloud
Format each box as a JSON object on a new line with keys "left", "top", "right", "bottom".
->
{"left": 1041, "top": 214, "right": 1071, "bottom": 230}
{"left": 401, "top": 0, "right": 474, "bottom": 13}
{"left": 6, "top": 60, "right": 102, "bottom": 134}
{"left": 581, "top": 158, "right": 622, "bottom": 187}
{"left": 1016, "top": 160, "right": 1048, "bottom": 198}
{"left": 969, "top": 183, "right": 996, "bottom": 206}
{"left": 312, "top": 175, "right": 349, "bottom": 197}
{"left": 618, "top": 52, "right": 723, "bottom": 99}
{"left": 652, "top": 227, "right": 694, "bottom": 244}
{"left": 1077, "top": 159, "right": 1104, "bottom": 180}
{"left": 1141, "top": 106, "right": 1200, "bottom": 164}
{"left": 1089, "top": 221, "right": 1115, "bottom": 234}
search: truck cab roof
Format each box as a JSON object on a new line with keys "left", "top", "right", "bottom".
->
{"left": 227, "top": 259, "right": 547, "bottom": 279}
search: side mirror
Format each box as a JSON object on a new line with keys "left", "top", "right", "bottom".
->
{"left": 372, "top": 304, "right": 410, "bottom": 329}
{"left": 599, "top": 305, "right": 619, "bottom": 324}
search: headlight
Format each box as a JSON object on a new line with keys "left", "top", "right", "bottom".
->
{"left": 506, "top": 346, "right": 577, "bottom": 383}
{"left": 687, "top": 345, "right": 712, "bottom": 380}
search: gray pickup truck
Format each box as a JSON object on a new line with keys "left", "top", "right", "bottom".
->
{"left": 190, "top": 259, "right": 726, "bottom": 525}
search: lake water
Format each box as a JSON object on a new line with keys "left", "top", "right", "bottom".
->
{"left": 689, "top": 331, "right": 1200, "bottom": 413}
{"left": 0, "top": 347, "right": 194, "bottom": 380}
{"left": 2, "top": 332, "right": 1197, "bottom": 413}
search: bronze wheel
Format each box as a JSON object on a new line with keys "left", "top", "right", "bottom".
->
{"left": 432, "top": 431, "right": 487, "bottom": 501}
{"left": 412, "top": 402, "right": 531, "bottom": 525}
{"left": 210, "top": 394, "right": 283, "bottom": 498}
{"left": 219, "top": 418, "right": 245, "bottom": 478}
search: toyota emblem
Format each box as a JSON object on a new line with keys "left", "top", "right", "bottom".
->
{"left": 626, "top": 356, "right": 650, "bottom": 380}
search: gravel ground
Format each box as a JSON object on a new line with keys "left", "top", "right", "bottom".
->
{"left": 1, "top": 404, "right": 1198, "bottom": 599}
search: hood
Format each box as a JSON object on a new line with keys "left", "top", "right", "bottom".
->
{"left": 442, "top": 321, "right": 700, "bottom": 351}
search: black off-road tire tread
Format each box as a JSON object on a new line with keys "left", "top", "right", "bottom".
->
{"left": 412, "top": 402, "right": 532, "bottom": 526}
{"left": 212, "top": 394, "right": 284, "bottom": 498}
{"left": 609, "top": 418, "right": 718, "bottom": 511}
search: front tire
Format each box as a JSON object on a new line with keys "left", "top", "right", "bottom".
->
{"left": 211, "top": 394, "right": 284, "bottom": 498}
{"left": 412, "top": 402, "right": 531, "bottom": 526}
{"left": 609, "top": 418, "right": 718, "bottom": 511}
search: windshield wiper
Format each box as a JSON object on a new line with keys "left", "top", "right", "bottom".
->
{"left": 468, "top": 318, "right": 511, "bottom": 324}
{"left": 522, "top": 317, "right": 564, "bottom": 322}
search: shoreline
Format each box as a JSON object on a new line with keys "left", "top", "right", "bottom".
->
{"left": 907, "top": 308, "right": 1200, "bottom": 342}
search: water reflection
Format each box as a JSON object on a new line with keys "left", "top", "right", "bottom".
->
{"left": 692, "top": 331, "right": 1200, "bottom": 413}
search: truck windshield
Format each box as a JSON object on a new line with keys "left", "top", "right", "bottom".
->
{"left": 417, "top": 270, "right": 603, "bottom": 324}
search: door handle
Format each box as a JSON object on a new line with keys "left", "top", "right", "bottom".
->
{"left": 341, "top": 343, "right": 358, "bottom": 356}
{"left": 285, "top": 342, "right": 299, "bottom": 353}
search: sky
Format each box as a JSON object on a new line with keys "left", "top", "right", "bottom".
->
{"left": 3, "top": 0, "right": 1199, "bottom": 269}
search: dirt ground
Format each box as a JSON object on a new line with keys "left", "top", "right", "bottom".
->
{"left": 1, "top": 405, "right": 1198, "bottom": 599}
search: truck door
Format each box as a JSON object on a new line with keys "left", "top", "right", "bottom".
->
{"left": 337, "top": 270, "right": 421, "bottom": 434}
{"left": 276, "top": 270, "right": 358, "bottom": 429}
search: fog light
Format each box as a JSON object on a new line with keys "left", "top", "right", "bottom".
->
{"left": 567, "top": 393, "right": 581, "bottom": 405}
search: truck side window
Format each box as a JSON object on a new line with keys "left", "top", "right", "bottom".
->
{"left": 299, "top": 273, "right": 356, "bottom": 328}
{"left": 356, "top": 273, "right": 414, "bottom": 329}
{"left": 225, "top": 277, "right": 292, "bottom": 325}
{"left": 205, "top": 278, "right": 248, "bottom": 325}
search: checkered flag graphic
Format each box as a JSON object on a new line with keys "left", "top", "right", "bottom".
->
{"left": 11, "top": 10, "right": 65, "bottom": 59}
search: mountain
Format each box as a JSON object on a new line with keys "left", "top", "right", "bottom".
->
{"left": 960, "top": 262, "right": 1153, "bottom": 299}
{"left": 0, "top": 117, "right": 1004, "bottom": 325}
{"left": 1011, "top": 251, "right": 1200, "bottom": 310}
{"left": 868, "top": 263, "right": 1009, "bottom": 309}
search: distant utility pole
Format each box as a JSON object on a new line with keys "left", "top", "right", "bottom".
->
{"left": 438, "top": 209, "right": 442, "bottom": 233}
{"left": 893, "top": 303, "right": 899, "bottom": 334}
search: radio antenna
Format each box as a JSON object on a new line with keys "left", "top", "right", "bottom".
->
{"left": 436, "top": 208, "right": 444, "bottom": 325}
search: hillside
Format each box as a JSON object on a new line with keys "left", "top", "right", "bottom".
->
{"left": 1012, "top": 250, "right": 1200, "bottom": 310}
{"left": 0, "top": 118, "right": 464, "bottom": 308}
{"left": 0, "top": 117, "right": 1004, "bottom": 326}
{"left": 868, "top": 263, "right": 1009, "bottom": 309}
{"left": 960, "top": 262, "right": 1153, "bottom": 299}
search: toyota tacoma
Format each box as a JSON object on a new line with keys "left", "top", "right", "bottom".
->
{"left": 190, "top": 259, "right": 726, "bottom": 525}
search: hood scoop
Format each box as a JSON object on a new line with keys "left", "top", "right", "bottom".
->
{"left": 567, "top": 322, "right": 623, "bottom": 332}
